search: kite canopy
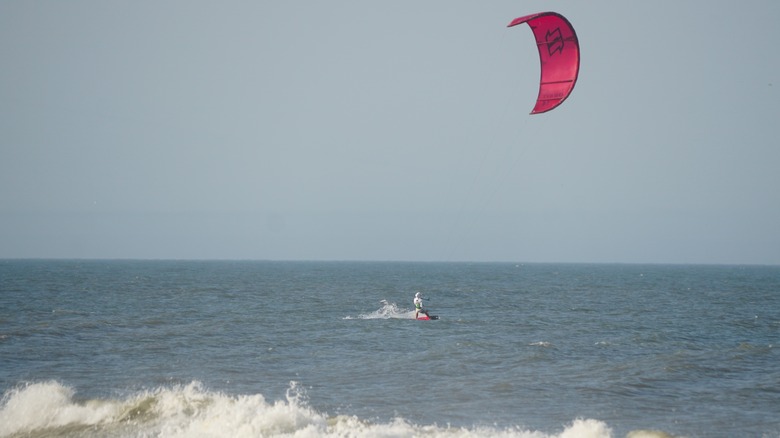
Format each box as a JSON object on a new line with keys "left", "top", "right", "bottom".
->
{"left": 508, "top": 12, "right": 580, "bottom": 114}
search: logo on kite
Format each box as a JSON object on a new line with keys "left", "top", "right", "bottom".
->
{"left": 508, "top": 12, "right": 580, "bottom": 114}
{"left": 545, "top": 28, "right": 565, "bottom": 56}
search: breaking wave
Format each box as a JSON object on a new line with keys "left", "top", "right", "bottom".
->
{"left": 0, "top": 380, "right": 623, "bottom": 438}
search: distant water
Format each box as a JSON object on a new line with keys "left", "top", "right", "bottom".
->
{"left": 1, "top": 260, "right": 779, "bottom": 438}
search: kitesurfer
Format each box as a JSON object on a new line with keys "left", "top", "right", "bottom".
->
{"left": 413, "top": 292, "right": 429, "bottom": 319}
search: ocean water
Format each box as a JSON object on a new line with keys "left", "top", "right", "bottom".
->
{"left": 1, "top": 260, "right": 778, "bottom": 438}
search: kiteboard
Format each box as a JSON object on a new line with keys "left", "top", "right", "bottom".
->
{"left": 417, "top": 314, "right": 439, "bottom": 321}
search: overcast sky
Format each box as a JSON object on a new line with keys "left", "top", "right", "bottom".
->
{"left": 1, "top": 1, "right": 779, "bottom": 264}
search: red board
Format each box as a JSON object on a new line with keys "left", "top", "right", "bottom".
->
{"left": 416, "top": 314, "right": 438, "bottom": 320}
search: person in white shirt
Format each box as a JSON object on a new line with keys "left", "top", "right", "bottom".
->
{"left": 413, "top": 292, "right": 429, "bottom": 319}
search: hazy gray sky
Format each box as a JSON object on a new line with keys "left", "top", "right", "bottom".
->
{"left": 2, "top": 1, "right": 779, "bottom": 264}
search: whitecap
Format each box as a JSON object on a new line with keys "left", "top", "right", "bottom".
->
{"left": 0, "top": 381, "right": 617, "bottom": 438}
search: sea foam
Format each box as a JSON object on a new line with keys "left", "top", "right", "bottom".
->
{"left": 0, "top": 380, "right": 618, "bottom": 438}
{"left": 350, "top": 300, "right": 416, "bottom": 320}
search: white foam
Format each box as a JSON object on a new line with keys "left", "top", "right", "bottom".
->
{"left": 352, "top": 300, "right": 416, "bottom": 320}
{"left": 529, "top": 341, "right": 552, "bottom": 348}
{"left": 0, "top": 381, "right": 121, "bottom": 435}
{"left": 0, "top": 381, "right": 616, "bottom": 438}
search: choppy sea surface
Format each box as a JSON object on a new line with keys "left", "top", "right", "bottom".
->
{"left": 1, "top": 260, "right": 778, "bottom": 438}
